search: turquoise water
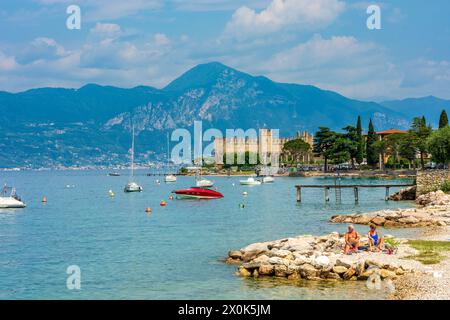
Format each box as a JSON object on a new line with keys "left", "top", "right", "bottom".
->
{"left": 0, "top": 170, "right": 416, "bottom": 299}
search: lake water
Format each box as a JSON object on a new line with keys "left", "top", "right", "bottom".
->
{"left": 0, "top": 170, "right": 417, "bottom": 300}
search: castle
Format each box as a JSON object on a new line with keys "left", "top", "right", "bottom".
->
{"left": 213, "top": 129, "right": 314, "bottom": 166}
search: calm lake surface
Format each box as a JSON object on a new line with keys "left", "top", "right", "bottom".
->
{"left": 0, "top": 170, "right": 417, "bottom": 299}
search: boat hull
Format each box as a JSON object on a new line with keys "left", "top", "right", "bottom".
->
{"left": 0, "top": 197, "right": 26, "bottom": 208}
{"left": 174, "top": 187, "right": 223, "bottom": 199}
{"left": 124, "top": 182, "right": 143, "bottom": 192}
{"left": 165, "top": 175, "right": 177, "bottom": 183}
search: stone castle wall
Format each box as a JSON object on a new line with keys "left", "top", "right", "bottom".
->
{"left": 416, "top": 170, "right": 450, "bottom": 195}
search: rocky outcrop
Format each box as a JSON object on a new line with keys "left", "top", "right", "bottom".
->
{"left": 330, "top": 191, "right": 450, "bottom": 228}
{"left": 389, "top": 186, "right": 416, "bottom": 201}
{"left": 227, "top": 233, "right": 425, "bottom": 282}
{"left": 416, "top": 190, "right": 450, "bottom": 206}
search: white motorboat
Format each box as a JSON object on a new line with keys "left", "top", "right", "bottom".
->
{"left": 262, "top": 176, "right": 275, "bottom": 183}
{"left": 0, "top": 185, "right": 26, "bottom": 208}
{"left": 196, "top": 178, "right": 214, "bottom": 188}
{"left": 239, "top": 177, "right": 262, "bottom": 185}
{"left": 124, "top": 124, "right": 143, "bottom": 193}
{"left": 124, "top": 181, "right": 143, "bottom": 192}
{"left": 164, "top": 174, "right": 177, "bottom": 183}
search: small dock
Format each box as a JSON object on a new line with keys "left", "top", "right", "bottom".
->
{"left": 295, "top": 184, "right": 415, "bottom": 203}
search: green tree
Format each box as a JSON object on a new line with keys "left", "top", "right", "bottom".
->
{"left": 283, "top": 139, "right": 311, "bottom": 165}
{"left": 372, "top": 139, "right": 387, "bottom": 170}
{"left": 439, "top": 110, "right": 449, "bottom": 128}
{"left": 342, "top": 125, "right": 359, "bottom": 169}
{"left": 383, "top": 133, "right": 404, "bottom": 169}
{"left": 355, "top": 115, "right": 364, "bottom": 166}
{"left": 313, "top": 127, "right": 335, "bottom": 172}
{"left": 410, "top": 116, "right": 432, "bottom": 169}
{"left": 427, "top": 126, "right": 450, "bottom": 165}
{"left": 328, "top": 133, "right": 352, "bottom": 165}
{"left": 398, "top": 133, "right": 417, "bottom": 169}
{"left": 366, "top": 119, "right": 378, "bottom": 167}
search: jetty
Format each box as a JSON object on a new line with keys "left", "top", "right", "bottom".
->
{"left": 295, "top": 184, "right": 415, "bottom": 203}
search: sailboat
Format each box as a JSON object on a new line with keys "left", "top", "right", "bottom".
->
{"left": 164, "top": 133, "right": 177, "bottom": 183}
{"left": 0, "top": 185, "right": 26, "bottom": 208}
{"left": 124, "top": 125, "right": 143, "bottom": 193}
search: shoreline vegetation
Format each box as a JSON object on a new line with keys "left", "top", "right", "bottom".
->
{"left": 226, "top": 189, "right": 450, "bottom": 300}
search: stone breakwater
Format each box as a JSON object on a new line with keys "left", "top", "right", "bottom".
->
{"left": 227, "top": 233, "right": 426, "bottom": 282}
{"left": 330, "top": 191, "right": 450, "bottom": 228}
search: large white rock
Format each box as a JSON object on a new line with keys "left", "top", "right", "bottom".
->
{"left": 314, "top": 255, "right": 331, "bottom": 268}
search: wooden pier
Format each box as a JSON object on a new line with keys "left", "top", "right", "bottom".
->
{"left": 295, "top": 184, "right": 415, "bottom": 203}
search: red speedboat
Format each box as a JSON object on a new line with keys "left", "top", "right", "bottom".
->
{"left": 173, "top": 187, "right": 224, "bottom": 199}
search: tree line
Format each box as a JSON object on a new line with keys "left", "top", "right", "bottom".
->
{"left": 312, "top": 110, "right": 450, "bottom": 171}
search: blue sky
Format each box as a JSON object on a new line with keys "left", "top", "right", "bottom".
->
{"left": 0, "top": 0, "right": 449, "bottom": 100}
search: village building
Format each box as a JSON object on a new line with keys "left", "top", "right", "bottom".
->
{"left": 213, "top": 129, "right": 314, "bottom": 167}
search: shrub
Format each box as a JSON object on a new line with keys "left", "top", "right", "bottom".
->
{"left": 441, "top": 179, "right": 450, "bottom": 193}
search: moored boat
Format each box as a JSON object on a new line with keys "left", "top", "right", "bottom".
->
{"left": 173, "top": 187, "right": 224, "bottom": 199}
{"left": 108, "top": 172, "right": 120, "bottom": 176}
{"left": 239, "top": 177, "right": 262, "bottom": 185}
{"left": 0, "top": 186, "right": 26, "bottom": 208}
{"left": 164, "top": 174, "right": 177, "bottom": 183}
{"left": 262, "top": 176, "right": 275, "bottom": 183}
{"left": 124, "top": 125, "right": 143, "bottom": 193}
{"left": 195, "top": 178, "right": 213, "bottom": 187}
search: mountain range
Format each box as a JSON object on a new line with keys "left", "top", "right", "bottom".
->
{"left": 0, "top": 62, "right": 448, "bottom": 168}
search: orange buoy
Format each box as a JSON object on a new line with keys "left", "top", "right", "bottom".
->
{"left": 42, "top": 196, "right": 47, "bottom": 203}
{"left": 145, "top": 207, "right": 151, "bottom": 213}
{"left": 160, "top": 200, "right": 166, "bottom": 207}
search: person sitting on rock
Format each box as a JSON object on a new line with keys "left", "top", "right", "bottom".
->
{"left": 344, "top": 225, "right": 360, "bottom": 254}
{"left": 367, "top": 224, "right": 384, "bottom": 252}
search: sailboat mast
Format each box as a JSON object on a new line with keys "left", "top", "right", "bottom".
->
{"left": 131, "top": 124, "right": 135, "bottom": 178}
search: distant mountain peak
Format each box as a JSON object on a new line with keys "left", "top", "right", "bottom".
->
{"left": 163, "top": 61, "right": 252, "bottom": 93}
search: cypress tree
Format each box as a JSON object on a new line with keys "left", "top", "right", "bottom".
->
{"left": 356, "top": 115, "right": 364, "bottom": 165}
{"left": 366, "top": 119, "right": 378, "bottom": 167}
{"left": 439, "top": 110, "right": 448, "bottom": 128}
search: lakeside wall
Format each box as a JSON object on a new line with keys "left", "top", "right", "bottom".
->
{"left": 416, "top": 170, "right": 450, "bottom": 195}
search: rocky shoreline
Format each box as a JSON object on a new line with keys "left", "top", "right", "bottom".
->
{"left": 227, "top": 233, "right": 426, "bottom": 284}
{"left": 330, "top": 190, "right": 450, "bottom": 228}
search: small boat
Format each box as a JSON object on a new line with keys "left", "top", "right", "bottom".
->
{"left": 124, "top": 124, "right": 143, "bottom": 193}
{"left": 196, "top": 178, "right": 214, "bottom": 188}
{"left": 0, "top": 185, "right": 26, "bottom": 208}
{"left": 124, "top": 182, "right": 143, "bottom": 192}
{"left": 239, "top": 177, "right": 262, "bottom": 185}
{"left": 262, "top": 176, "right": 275, "bottom": 183}
{"left": 173, "top": 187, "right": 224, "bottom": 199}
{"left": 164, "top": 174, "right": 177, "bottom": 183}
{"left": 108, "top": 172, "right": 120, "bottom": 176}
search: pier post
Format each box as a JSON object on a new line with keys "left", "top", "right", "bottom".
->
{"left": 325, "top": 187, "right": 330, "bottom": 202}
{"left": 296, "top": 187, "right": 301, "bottom": 203}
{"left": 354, "top": 187, "right": 359, "bottom": 203}
{"left": 385, "top": 187, "right": 390, "bottom": 201}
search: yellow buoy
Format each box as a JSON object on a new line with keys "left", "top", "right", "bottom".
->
{"left": 109, "top": 190, "right": 115, "bottom": 197}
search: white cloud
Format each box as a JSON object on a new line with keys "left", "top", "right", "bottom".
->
{"left": 16, "top": 37, "right": 68, "bottom": 64}
{"left": 35, "top": 0, "right": 162, "bottom": 20}
{"left": 90, "top": 22, "right": 121, "bottom": 36}
{"left": 224, "top": 0, "right": 345, "bottom": 39}
{"left": 246, "top": 34, "right": 403, "bottom": 99}
{"left": 0, "top": 51, "right": 18, "bottom": 71}
{"left": 172, "top": 0, "right": 270, "bottom": 12}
